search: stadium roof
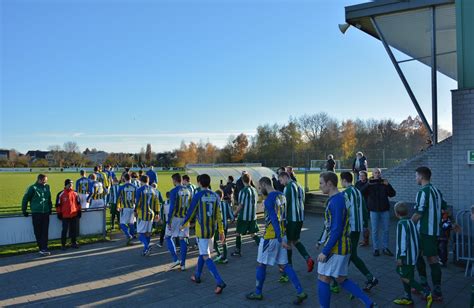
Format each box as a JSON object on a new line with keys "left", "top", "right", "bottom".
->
{"left": 345, "top": 0, "right": 456, "bottom": 80}
{"left": 344, "top": 0, "right": 457, "bottom": 144}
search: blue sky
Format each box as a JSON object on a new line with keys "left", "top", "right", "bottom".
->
{"left": 1, "top": 0, "right": 456, "bottom": 153}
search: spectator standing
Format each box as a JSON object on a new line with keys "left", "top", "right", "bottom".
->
{"left": 352, "top": 151, "right": 368, "bottom": 183}
{"left": 360, "top": 168, "right": 396, "bottom": 257}
{"left": 21, "top": 174, "right": 53, "bottom": 256}
{"left": 55, "top": 179, "right": 82, "bottom": 250}
{"left": 326, "top": 155, "right": 336, "bottom": 172}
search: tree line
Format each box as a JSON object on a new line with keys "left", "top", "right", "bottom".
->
{"left": 0, "top": 113, "right": 450, "bottom": 169}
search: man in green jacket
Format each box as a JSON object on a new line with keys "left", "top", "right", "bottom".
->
{"left": 22, "top": 174, "right": 53, "bottom": 256}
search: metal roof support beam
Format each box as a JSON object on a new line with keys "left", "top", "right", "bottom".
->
{"left": 431, "top": 6, "right": 438, "bottom": 144}
{"left": 370, "top": 16, "right": 434, "bottom": 137}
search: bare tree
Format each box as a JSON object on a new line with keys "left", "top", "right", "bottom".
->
{"left": 64, "top": 141, "right": 80, "bottom": 153}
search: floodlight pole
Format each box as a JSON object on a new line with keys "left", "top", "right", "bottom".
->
{"left": 370, "top": 17, "right": 434, "bottom": 138}
{"left": 431, "top": 6, "right": 438, "bottom": 144}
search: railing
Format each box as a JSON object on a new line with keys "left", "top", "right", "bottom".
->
{"left": 455, "top": 209, "right": 474, "bottom": 277}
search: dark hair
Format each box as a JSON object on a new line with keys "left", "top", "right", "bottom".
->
{"left": 124, "top": 167, "right": 130, "bottom": 172}
{"left": 242, "top": 173, "right": 251, "bottom": 184}
{"left": 138, "top": 170, "right": 143, "bottom": 176}
{"left": 172, "top": 173, "right": 182, "bottom": 183}
{"left": 140, "top": 175, "right": 149, "bottom": 183}
{"left": 258, "top": 176, "right": 272, "bottom": 187}
{"left": 166, "top": 191, "right": 170, "bottom": 198}
{"left": 37, "top": 174, "right": 47, "bottom": 181}
{"left": 80, "top": 170, "right": 85, "bottom": 176}
{"left": 340, "top": 171, "right": 353, "bottom": 183}
{"left": 196, "top": 175, "right": 201, "bottom": 183}
{"left": 416, "top": 166, "right": 431, "bottom": 181}
{"left": 278, "top": 166, "right": 286, "bottom": 173}
{"left": 278, "top": 171, "right": 290, "bottom": 179}
{"left": 359, "top": 170, "right": 368, "bottom": 177}
{"left": 320, "top": 172, "right": 338, "bottom": 187}
{"left": 182, "top": 174, "right": 190, "bottom": 181}
{"left": 394, "top": 202, "right": 409, "bottom": 217}
{"left": 94, "top": 166, "right": 99, "bottom": 172}
{"left": 131, "top": 172, "right": 138, "bottom": 178}
{"left": 123, "top": 173, "right": 131, "bottom": 181}
{"left": 215, "top": 189, "right": 223, "bottom": 198}
{"left": 199, "top": 174, "right": 211, "bottom": 188}
{"left": 228, "top": 175, "right": 234, "bottom": 182}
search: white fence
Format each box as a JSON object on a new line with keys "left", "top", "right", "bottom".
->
{"left": 0, "top": 209, "right": 106, "bottom": 246}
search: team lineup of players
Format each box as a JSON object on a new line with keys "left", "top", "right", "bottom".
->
{"left": 72, "top": 165, "right": 445, "bottom": 307}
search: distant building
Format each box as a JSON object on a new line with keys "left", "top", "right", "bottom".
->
{"left": 26, "top": 150, "right": 49, "bottom": 160}
{"left": 0, "top": 149, "right": 11, "bottom": 160}
{"left": 85, "top": 151, "right": 108, "bottom": 165}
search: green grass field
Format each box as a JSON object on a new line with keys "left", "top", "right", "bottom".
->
{"left": 0, "top": 171, "right": 323, "bottom": 213}
{"left": 0, "top": 171, "right": 178, "bottom": 213}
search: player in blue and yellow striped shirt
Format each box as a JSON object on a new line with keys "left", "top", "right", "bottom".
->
{"left": 246, "top": 177, "right": 307, "bottom": 305}
{"left": 166, "top": 173, "right": 193, "bottom": 270}
{"left": 134, "top": 175, "right": 160, "bottom": 256}
{"left": 181, "top": 174, "right": 226, "bottom": 295}
{"left": 317, "top": 172, "right": 375, "bottom": 308}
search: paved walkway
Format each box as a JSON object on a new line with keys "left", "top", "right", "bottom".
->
{"left": 0, "top": 214, "right": 471, "bottom": 307}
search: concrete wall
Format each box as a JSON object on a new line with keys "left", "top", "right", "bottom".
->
{"left": 382, "top": 137, "right": 453, "bottom": 206}
{"left": 452, "top": 88, "right": 474, "bottom": 210}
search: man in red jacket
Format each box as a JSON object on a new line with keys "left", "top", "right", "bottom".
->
{"left": 56, "top": 179, "right": 82, "bottom": 250}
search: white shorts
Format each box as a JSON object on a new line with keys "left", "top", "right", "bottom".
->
{"left": 165, "top": 217, "right": 189, "bottom": 238}
{"left": 120, "top": 208, "right": 136, "bottom": 225}
{"left": 79, "top": 194, "right": 89, "bottom": 209}
{"left": 257, "top": 237, "right": 288, "bottom": 266}
{"left": 137, "top": 220, "right": 153, "bottom": 234}
{"left": 90, "top": 199, "right": 105, "bottom": 209}
{"left": 317, "top": 254, "right": 350, "bottom": 278}
{"left": 197, "top": 238, "right": 213, "bottom": 256}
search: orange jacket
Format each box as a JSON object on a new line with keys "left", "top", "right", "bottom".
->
{"left": 55, "top": 188, "right": 81, "bottom": 218}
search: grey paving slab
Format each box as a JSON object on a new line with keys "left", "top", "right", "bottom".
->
{"left": 0, "top": 214, "right": 472, "bottom": 307}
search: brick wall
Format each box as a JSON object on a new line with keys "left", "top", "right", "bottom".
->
{"left": 452, "top": 88, "right": 474, "bottom": 210}
{"left": 382, "top": 137, "right": 453, "bottom": 206}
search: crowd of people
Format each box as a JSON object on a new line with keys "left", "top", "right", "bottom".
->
{"left": 21, "top": 161, "right": 455, "bottom": 307}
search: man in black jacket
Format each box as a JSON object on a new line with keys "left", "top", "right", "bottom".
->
{"left": 233, "top": 171, "right": 256, "bottom": 202}
{"left": 326, "top": 155, "right": 336, "bottom": 172}
{"left": 220, "top": 176, "right": 236, "bottom": 204}
{"left": 360, "top": 168, "right": 396, "bottom": 257}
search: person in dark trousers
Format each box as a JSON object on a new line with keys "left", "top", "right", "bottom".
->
{"left": 352, "top": 151, "right": 368, "bottom": 183}
{"left": 220, "top": 176, "right": 236, "bottom": 205}
{"left": 22, "top": 174, "right": 53, "bottom": 256}
{"left": 360, "top": 168, "right": 396, "bottom": 257}
{"left": 326, "top": 155, "right": 336, "bottom": 172}
{"left": 355, "top": 171, "right": 370, "bottom": 246}
{"left": 56, "top": 179, "right": 82, "bottom": 250}
{"left": 272, "top": 167, "right": 286, "bottom": 192}
{"left": 233, "top": 171, "right": 256, "bottom": 203}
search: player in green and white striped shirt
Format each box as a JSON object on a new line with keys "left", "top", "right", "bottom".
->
{"left": 411, "top": 166, "right": 447, "bottom": 301}
{"left": 278, "top": 171, "right": 314, "bottom": 273}
{"left": 340, "top": 172, "right": 378, "bottom": 291}
{"left": 394, "top": 202, "right": 433, "bottom": 306}
{"left": 231, "top": 173, "right": 260, "bottom": 257}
